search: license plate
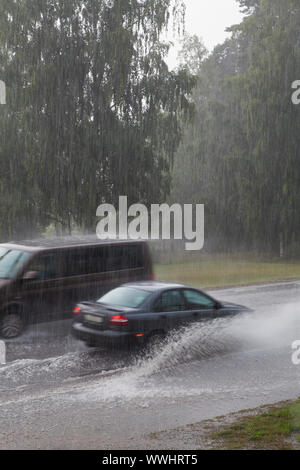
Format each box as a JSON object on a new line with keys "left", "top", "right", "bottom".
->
{"left": 84, "top": 314, "right": 104, "bottom": 324}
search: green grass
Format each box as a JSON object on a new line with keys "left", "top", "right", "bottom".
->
{"left": 154, "top": 255, "right": 300, "bottom": 289}
{"left": 209, "top": 399, "right": 300, "bottom": 450}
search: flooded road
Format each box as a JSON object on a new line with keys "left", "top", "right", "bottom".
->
{"left": 1, "top": 281, "right": 300, "bottom": 449}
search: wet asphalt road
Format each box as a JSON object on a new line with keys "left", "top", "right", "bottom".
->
{"left": 0, "top": 281, "right": 300, "bottom": 449}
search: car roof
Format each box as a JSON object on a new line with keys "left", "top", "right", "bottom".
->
{"left": 121, "top": 281, "right": 189, "bottom": 292}
{"left": 0, "top": 236, "right": 147, "bottom": 253}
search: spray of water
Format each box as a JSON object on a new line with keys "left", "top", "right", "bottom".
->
{"left": 2, "top": 301, "right": 299, "bottom": 403}
{"left": 77, "top": 302, "right": 300, "bottom": 404}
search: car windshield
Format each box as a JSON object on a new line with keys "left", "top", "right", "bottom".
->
{"left": 97, "top": 287, "right": 151, "bottom": 308}
{"left": 0, "top": 248, "right": 31, "bottom": 279}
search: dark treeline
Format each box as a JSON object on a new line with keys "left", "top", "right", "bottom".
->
{"left": 1, "top": 0, "right": 300, "bottom": 256}
{"left": 173, "top": 0, "right": 300, "bottom": 256}
{"left": 0, "top": 0, "right": 194, "bottom": 240}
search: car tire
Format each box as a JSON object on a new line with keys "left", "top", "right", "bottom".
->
{"left": 0, "top": 311, "right": 24, "bottom": 339}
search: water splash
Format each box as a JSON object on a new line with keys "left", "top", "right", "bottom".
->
{"left": 78, "top": 302, "right": 300, "bottom": 404}
{"left": 2, "top": 301, "right": 300, "bottom": 403}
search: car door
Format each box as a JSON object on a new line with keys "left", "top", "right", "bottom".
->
{"left": 60, "top": 246, "right": 115, "bottom": 312}
{"left": 152, "top": 289, "right": 190, "bottom": 331}
{"left": 21, "top": 251, "right": 64, "bottom": 324}
{"left": 182, "top": 289, "right": 217, "bottom": 322}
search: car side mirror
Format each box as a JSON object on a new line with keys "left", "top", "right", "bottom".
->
{"left": 215, "top": 302, "right": 222, "bottom": 310}
{"left": 22, "top": 270, "right": 39, "bottom": 281}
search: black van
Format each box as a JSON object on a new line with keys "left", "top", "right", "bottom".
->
{"left": 0, "top": 237, "right": 153, "bottom": 338}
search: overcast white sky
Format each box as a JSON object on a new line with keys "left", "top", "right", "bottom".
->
{"left": 167, "top": 0, "right": 244, "bottom": 69}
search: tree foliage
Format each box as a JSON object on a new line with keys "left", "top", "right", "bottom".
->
{"left": 172, "top": 0, "right": 300, "bottom": 255}
{"left": 0, "top": 0, "right": 194, "bottom": 239}
{"left": 177, "top": 34, "right": 207, "bottom": 75}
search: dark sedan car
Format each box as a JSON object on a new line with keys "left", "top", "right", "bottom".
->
{"left": 72, "top": 281, "right": 251, "bottom": 348}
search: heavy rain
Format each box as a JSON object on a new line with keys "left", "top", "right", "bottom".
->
{"left": 0, "top": 0, "right": 300, "bottom": 454}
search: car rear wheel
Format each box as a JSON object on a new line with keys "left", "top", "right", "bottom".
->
{"left": 1, "top": 312, "right": 24, "bottom": 339}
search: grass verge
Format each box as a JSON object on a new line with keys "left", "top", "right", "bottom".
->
{"left": 209, "top": 399, "right": 300, "bottom": 450}
{"left": 155, "top": 255, "right": 300, "bottom": 289}
{"left": 145, "top": 399, "right": 300, "bottom": 450}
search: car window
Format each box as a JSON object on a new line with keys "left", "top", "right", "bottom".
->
{"left": 61, "top": 244, "right": 144, "bottom": 277}
{"left": 97, "top": 287, "right": 150, "bottom": 308}
{"left": 27, "top": 252, "right": 60, "bottom": 280}
{"left": 107, "top": 244, "right": 144, "bottom": 271}
{"left": 183, "top": 289, "right": 215, "bottom": 309}
{"left": 156, "top": 290, "right": 186, "bottom": 312}
{"left": 0, "top": 248, "right": 31, "bottom": 279}
{"left": 62, "top": 247, "right": 105, "bottom": 276}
